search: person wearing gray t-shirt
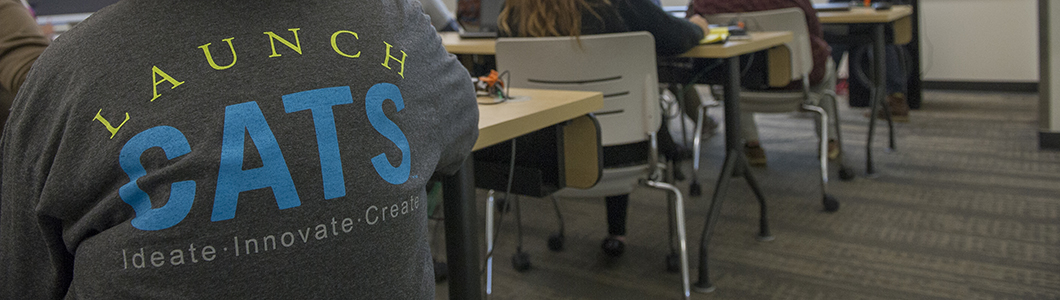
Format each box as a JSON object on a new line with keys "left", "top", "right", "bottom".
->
{"left": 0, "top": 1, "right": 479, "bottom": 298}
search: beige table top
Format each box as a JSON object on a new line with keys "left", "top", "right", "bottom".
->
{"left": 439, "top": 32, "right": 498, "bottom": 55}
{"left": 440, "top": 31, "right": 792, "bottom": 59}
{"left": 818, "top": 5, "right": 913, "bottom": 24}
{"left": 474, "top": 88, "right": 604, "bottom": 151}
{"left": 679, "top": 31, "right": 792, "bottom": 58}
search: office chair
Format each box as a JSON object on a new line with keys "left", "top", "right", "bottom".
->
{"left": 697, "top": 7, "right": 851, "bottom": 211}
{"left": 494, "top": 31, "right": 692, "bottom": 299}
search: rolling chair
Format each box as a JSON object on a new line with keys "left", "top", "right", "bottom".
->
{"left": 693, "top": 7, "right": 853, "bottom": 213}
{"left": 494, "top": 31, "right": 692, "bottom": 299}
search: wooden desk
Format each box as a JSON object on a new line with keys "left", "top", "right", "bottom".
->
{"left": 439, "top": 32, "right": 497, "bottom": 55}
{"left": 441, "top": 31, "right": 792, "bottom": 296}
{"left": 819, "top": 5, "right": 913, "bottom": 176}
{"left": 442, "top": 88, "right": 603, "bottom": 300}
{"left": 475, "top": 89, "right": 603, "bottom": 150}
{"left": 673, "top": 32, "right": 792, "bottom": 295}
{"left": 818, "top": 5, "right": 914, "bottom": 45}
{"left": 678, "top": 31, "right": 792, "bottom": 58}
{"left": 441, "top": 31, "right": 794, "bottom": 88}
{"left": 818, "top": 5, "right": 913, "bottom": 24}
{"left": 441, "top": 31, "right": 791, "bottom": 59}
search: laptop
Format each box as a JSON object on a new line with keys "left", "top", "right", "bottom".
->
{"left": 813, "top": 2, "right": 852, "bottom": 12}
{"left": 456, "top": 0, "right": 504, "bottom": 38}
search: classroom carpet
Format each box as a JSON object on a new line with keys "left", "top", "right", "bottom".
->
{"left": 432, "top": 90, "right": 1060, "bottom": 300}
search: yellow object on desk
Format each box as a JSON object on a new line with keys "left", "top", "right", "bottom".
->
{"left": 700, "top": 27, "right": 729, "bottom": 45}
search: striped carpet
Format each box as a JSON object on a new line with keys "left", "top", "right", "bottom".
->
{"left": 434, "top": 90, "right": 1060, "bottom": 300}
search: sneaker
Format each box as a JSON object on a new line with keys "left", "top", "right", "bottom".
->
{"left": 827, "top": 139, "right": 840, "bottom": 160}
{"left": 864, "top": 93, "right": 910, "bottom": 123}
{"left": 744, "top": 143, "right": 767, "bottom": 166}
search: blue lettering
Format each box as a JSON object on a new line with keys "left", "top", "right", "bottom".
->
{"left": 118, "top": 126, "right": 196, "bottom": 231}
{"left": 365, "top": 83, "right": 411, "bottom": 184}
{"left": 282, "top": 86, "right": 353, "bottom": 199}
{"left": 213, "top": 101, "right": 300, "bottom": 221}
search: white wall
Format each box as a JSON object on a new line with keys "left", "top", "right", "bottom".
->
{"left": 919, "top": 0, "right": 1038, "bottom": 82}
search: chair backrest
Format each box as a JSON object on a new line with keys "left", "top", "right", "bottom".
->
{"left": 495, "top": 32, "right": 661, "bottom": 146}
{"left": 704, "top": 7, "right": 812, "bottom": 82}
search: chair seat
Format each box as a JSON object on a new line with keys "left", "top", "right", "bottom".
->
{"left": 552, "top": 164, "right": 647, "bottom": 198}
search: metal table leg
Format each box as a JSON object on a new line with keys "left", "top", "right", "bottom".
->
{"left": 866, "top": 23, "right": 897, "bottom": 176}
{"left": 693, "top": 56, "right": 771, "bottom": 293}
{"left": 442, "top": 158, "right": 482, "bottom": 300}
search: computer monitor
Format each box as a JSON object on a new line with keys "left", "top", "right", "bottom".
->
{"left": 456, "top": 0, "right": 503, "bottom": 38}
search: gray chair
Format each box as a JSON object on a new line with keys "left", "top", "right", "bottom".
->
{"left": 697, "top": 7, "right": 850, "bottom": 211}
{"left": 494, "top": 31, "right": 692, "bottom": 299}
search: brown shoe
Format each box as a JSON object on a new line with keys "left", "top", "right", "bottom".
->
{"left": 827, "top": 139, "right": 840, "bottom": 160}
{"left": 864, "top": 93, "right": 910, "bottom": 122}
{"left": 745, "top": 143, "right": 767, "bottom": 167}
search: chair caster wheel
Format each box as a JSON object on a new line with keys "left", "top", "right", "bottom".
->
{"left": 823, "top": 194, "right": 840, "bottom": 212}
{"left": 511, "top": 252, "right": 531, "bottom": 272}
{"left": 689, "top": 181, "right": 702, "bottom": 197}
{"left": 601, "top": 237, "right": 625, "bottom": 257}
{"left": 433, "top": 260, "right": 448, "bottom": 283}
{"left": 547, "top": 234, "right": 565, "bottom": 252}
{"left": 665, "top": 253, "right": 681, "bottom": 273}
{"left": 838, "top": 166, "right": 856, "bottom": 181}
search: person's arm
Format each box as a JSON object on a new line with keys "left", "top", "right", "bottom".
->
{"left": 0, "top": 197, "right": 73, "bottom": 299}
{"left": 613, "top": 0, "right": 706, "bottom": 56}
{"left": 0, "top": 92, "right": 75, "bottom": 299}
{"left": 0, "top": 0, "right": 49, "bottom": 93}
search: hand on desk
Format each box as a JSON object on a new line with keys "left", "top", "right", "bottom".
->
{"left": 689, "top": 15, "right": 711, "bottom": 35}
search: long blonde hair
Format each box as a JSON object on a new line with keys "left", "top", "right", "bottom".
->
{"left": 498, "top": 0, "right": 610, "bottom": 38}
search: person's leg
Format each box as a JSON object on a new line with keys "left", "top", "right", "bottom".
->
{"left": 742, "top": 111, "right": 766, "bottom": 166}
{"left": 605, "top": 195, "right": 628, "bottom": 237}
{"left": 674, "top": 84, "right": 719, "bottom": 136}
{"left": 863, "top": 45, "right": 910, "bottom": 122}
{"left": 813, "top": 58, "right": 841, "bottom": 159}
{"left": 830, "top": 44, "right": 848, "bottom": 72}
{"left": 603, "top": 194, "right": 629, "bottom": 257}
{"left": 885, "top": 45, "right": 910, "bottom": 121}
{"left": 885, "top": 45, "right": 908, "bottom": 96}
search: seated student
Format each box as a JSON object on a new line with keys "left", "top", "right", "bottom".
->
{"left": 0, "top": 1, "right": 479, "bottom": 298}
{"left": 687, "top": 0, "right": 841, "bottom": 165}
{"left": 499, "top": 0, "right": 710, "bottom": 258}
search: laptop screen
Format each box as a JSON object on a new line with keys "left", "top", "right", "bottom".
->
{"left": 456, "top": 0, "right": 503, "bottom": 37}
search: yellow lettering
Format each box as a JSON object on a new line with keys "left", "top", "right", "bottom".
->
{"left": 330, "top": 30, "right": 361, "bottom": 58}
{"left": 151, "top": 66, "right": 184, "bottom": 102}
{"left": 380, "top": 41, "right": 407, "bottom": 79}
{"left": 198, "top": 37, "right": 238, "bottom": 70}
{"left": 264, "top": 28, "right": 303, "bottom": 57}
{"left": 93, "top": 109, "right": 130, "bottom": 139}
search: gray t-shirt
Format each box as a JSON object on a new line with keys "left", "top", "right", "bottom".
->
{"left": 0, "top": 0, "right": 478, "bottom": 298}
